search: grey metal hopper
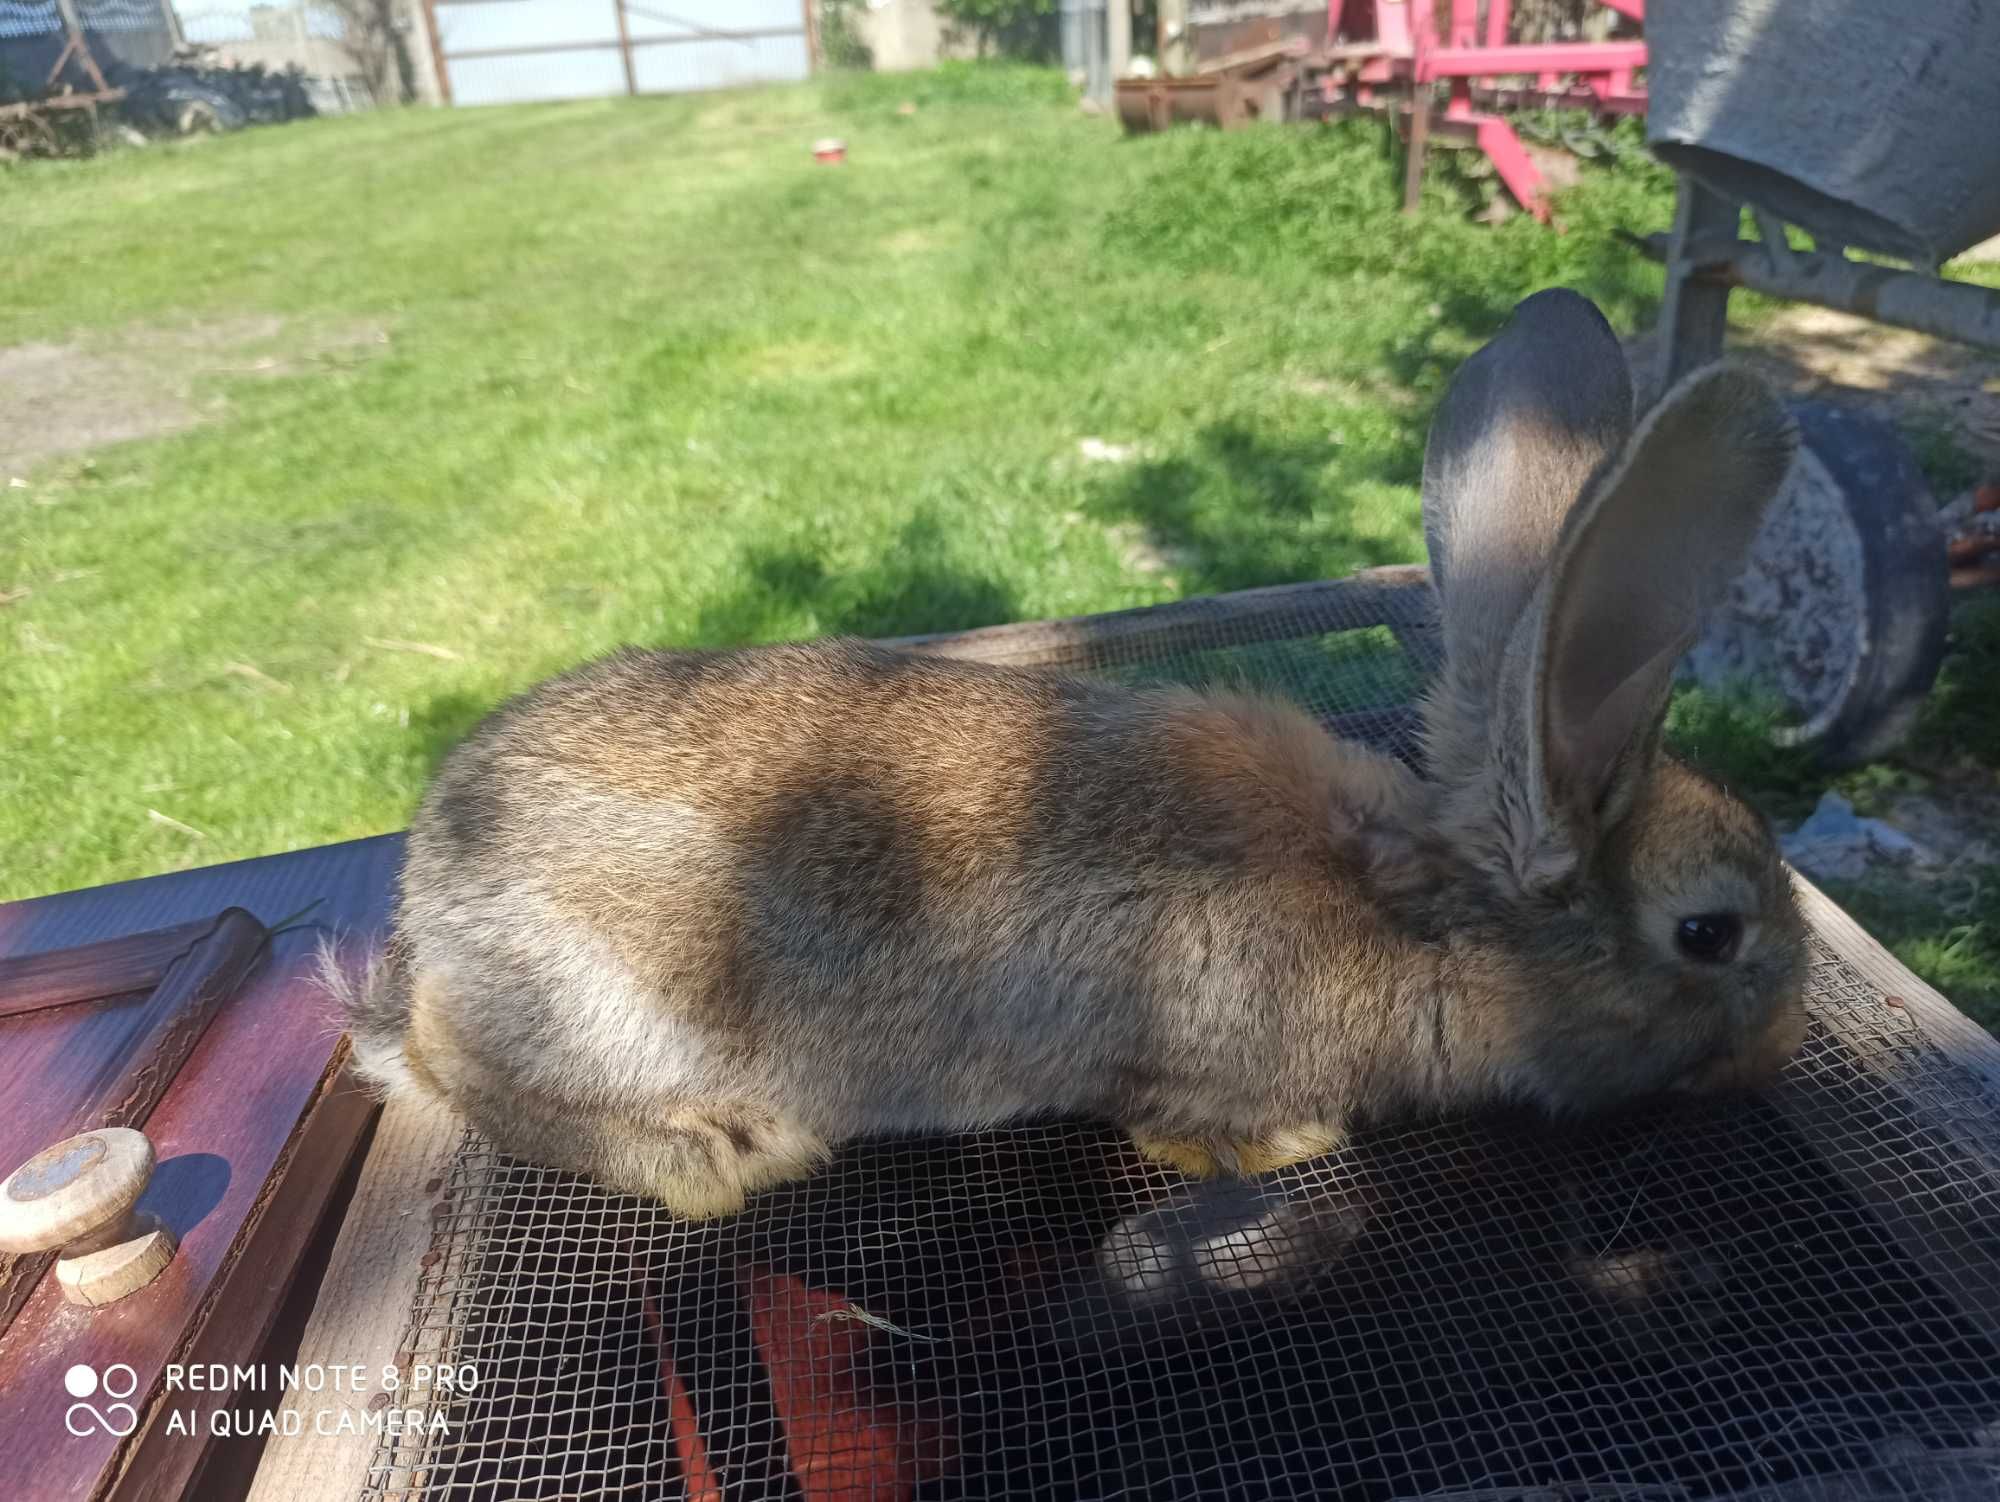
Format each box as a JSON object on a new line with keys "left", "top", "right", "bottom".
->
{"left": 1646, "top": 0, "right": 2000, "bottom": 267}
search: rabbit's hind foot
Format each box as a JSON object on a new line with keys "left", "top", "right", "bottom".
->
{"left": 586, "top": 1103, "right": 829, "bottom": 1222}
{"left": 1128, "top": 1123, "right": 1344, "bottom": 1181}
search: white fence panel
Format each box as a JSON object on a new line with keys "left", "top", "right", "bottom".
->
{"left": 631, "top": 32, "right": 809, "bottom": 94}
{"left": 433, "top": 0, "right": 810, "bottom": 107}
{"left": 435, "top": 0, "right": 618, "bottom": 53}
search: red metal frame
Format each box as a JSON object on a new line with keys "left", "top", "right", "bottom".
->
{"left": 1321, "top": 0, "right": 1646, "bottom": 220}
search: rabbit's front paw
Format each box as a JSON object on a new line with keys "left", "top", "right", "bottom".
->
{"left": 1128, "top": 1123, "right": 1343, "bottom": 1180}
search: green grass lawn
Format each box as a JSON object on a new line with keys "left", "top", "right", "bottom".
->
{"left": 2, "top": 66, "right": 1992, "bottom": 1021}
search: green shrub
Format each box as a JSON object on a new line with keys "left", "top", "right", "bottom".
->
{"left": 935, "top": 0, "right": 1060, "bottom": 60}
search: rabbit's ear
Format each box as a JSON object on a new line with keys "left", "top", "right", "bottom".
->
{"left": 1422, "top": 289, "right": 1634, "bottom": 699}
{"left": 1525, "top": 363, "right": 1796, "bottom": 840}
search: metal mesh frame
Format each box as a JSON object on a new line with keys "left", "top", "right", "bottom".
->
{"left": 361, "top": 580, "right": 2000, "bottom": 1502}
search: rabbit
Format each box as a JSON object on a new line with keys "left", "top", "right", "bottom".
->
{"left": 335, "top": 287, "right": 1810, "bottom": 1220}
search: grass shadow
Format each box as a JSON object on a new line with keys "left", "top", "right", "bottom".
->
{"left": 404, "top": 690, "right": 501, "bottom": 781}
{"left": 693, "top": 508, "right": 1021, "bottom": 645}
{"left": 1085, "top": 420, "right": 1425, "bottom": 597}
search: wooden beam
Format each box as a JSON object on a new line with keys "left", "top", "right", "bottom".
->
{"left": 1637, "top": 226, "right": 2000, "bottom": 355}
{"left": 102, "top": 1061, "right": 382, "bottom": 1502}
{"left": 611, "top": 0, "right": 637, "bottom": 95}
{"left": 422, "top": 0, "right": 452, "bottom": 106}
{"left": 1107, "top": 0, "right": 1132, "bottom": 80}
{"left": 1793, "top": 875, "right": 2000, "bottom": 1092}
{"left": 1402, "top": 89, "right": 1431, "bottom": 215}
{"left": 885, "top": 565, "right": 1435, "bottom": 668}
{"left": 1653, "top": 177, "right": 1741, "bottom": 398}
{"left": 242, "top": 1095, "right": 465, "bottom": 1502}
{"left": 0, "top": 932, "right": 388, "bottom": 1502}
{"left": 49, "top": 0, "right": 111, "bottom": 93}
{"left": 1771, "top": 877, "right": 2000, "bottom": 1346}
{"left": 0, "top": 911, "right": 268, "bottom": 1335}
{"left": 0, "top": 917, "right": 218, "bottom": 1018}
{"left": 0, "top": 89, "right": 123, "bottom": 121}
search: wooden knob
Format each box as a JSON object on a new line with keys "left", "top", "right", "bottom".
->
{"left": 0, "top": 1128, "right": 177, "bottom": 1307}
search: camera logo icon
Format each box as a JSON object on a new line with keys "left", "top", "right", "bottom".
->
{"left": 64, "top": 1363, "right": 139, "bottom": 1437}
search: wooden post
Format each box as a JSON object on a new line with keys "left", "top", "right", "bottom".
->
{"left": 1655, "top": 177, "right": 1742, "bottom": 398}
{"left": 1158, "top": 0, "right": 1188, "bottom": 76}
{"left": 422, "top": 0, "right": 452, "bottom": 105}
{"left": 1402, "top": 87, "right": 1430, "bottom": 215}
{"left": 49, "top": 0, "right": 112, "bottom": 93}
{"left": 612, "top": 0, "right": 637, "bottom": 95}
{"left": 1107, "top": 0, "right": 1131, "bottom": 82}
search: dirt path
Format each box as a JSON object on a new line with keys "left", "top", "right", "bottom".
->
{"left": 0, "top": 317, "right": 390, "bottom": 479}
{"left": 1628, "top": 304, "right": 2000, "bottom": 484}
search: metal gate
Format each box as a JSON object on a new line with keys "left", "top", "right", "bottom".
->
{"left": 426, "top": 0, "right": 812, "bottom": 108}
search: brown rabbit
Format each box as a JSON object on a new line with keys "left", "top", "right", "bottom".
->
{"left": 338, "top": 289, "right": 1809, "bottom": 1219}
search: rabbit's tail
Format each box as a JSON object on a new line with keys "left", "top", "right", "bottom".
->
{"left": 320, "top": 933, "right": 421, "bottom": 1097}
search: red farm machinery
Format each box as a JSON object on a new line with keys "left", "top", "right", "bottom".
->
{"left": 1116, "top": 0, "right": 1648, "bottom": 220}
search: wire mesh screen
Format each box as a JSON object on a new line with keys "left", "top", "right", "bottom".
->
{"left": 360, "top": 577, "right": 2000, "bottom": 1502}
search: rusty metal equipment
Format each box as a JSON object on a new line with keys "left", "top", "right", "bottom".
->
{"left": 1648, "top": 0, "right": 2000, "bottom": 271}
{"left": 0, "top": 1, "right": 125, "bottom": 157}
{"left": 1113, "top": 34, "right": 1308, "bottom": 133}
{"left": 1323, "top": 0, "right": 1645, "bottom": 217}
{"left": 1638, "top": 0, "right": 2000, "bottom": 708}
{"left": 1644, "top": 1, "right": 2000, "bottom": 375}
{"left": 1117, "top": 1, "right": 1647, "bottom": 220}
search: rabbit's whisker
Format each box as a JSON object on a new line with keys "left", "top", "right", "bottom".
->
{"left": 1593, "top": 1124, "right": 1670, "bottom": 1258}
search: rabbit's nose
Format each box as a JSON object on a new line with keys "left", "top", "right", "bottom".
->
{"left": 1668, "top": 1003, "right": 1809, "bottom": 1096}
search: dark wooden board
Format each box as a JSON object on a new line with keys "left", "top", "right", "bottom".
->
{"left": 0, "top": 919, "right": 219, "bottom": 1019}
{"left": 106, "top": 1059, "right": 382, "bottom": 1502}
{"left": 0, "top": 910, "right": 269, "bottom": 1333}
{"left": 0, "top": 836, "right": 400, "bottom": 1502}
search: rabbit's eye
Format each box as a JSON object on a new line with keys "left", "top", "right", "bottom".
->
{"left": 1676, "top": 913, "right": 1743, "bottom": 964}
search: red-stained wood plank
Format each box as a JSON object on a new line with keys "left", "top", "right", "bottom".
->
{"left": 643, "top": 1292, "right": 726, "bottom": 1502}
{"left": 0, "top": 910, "right": 269, "bottom": 1336}
{"left": 0, "top": 920, "right": 219, "bottom": 1019}
{"left": 741, "top": 1268, "right": 957, "bottom": 1502}
{"left": 0, "top": 837, "right": 399, "bottom": 1502}
{"left": 0, "top": 928, "right": 378, "bottom": 1500}
{"left": 106, "top": 1064, "right": 380, "bottom": 1502}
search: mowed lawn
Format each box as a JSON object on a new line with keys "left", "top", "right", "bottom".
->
{"left": 8, "top": 65, "right": 1994, "bottom": 1025}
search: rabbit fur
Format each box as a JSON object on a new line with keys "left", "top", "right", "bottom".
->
{"left": 337, "top": 288, "right": 1810, "bottom": 1219}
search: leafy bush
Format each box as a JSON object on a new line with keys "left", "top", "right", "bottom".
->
{"left": 936, "top": 0, "right": 1060, "bottom": 61}
{"left": 1916, "top": 595, "right": 2000, "bottom": 769}
{"left": 815, "top": 0, "right": 874, "bottom": 70}
{"left": 1102, "top": 117, "right": 1676, "bottom": 402}
{"left": 1664, "top": 685, "right": 1820, "bottom": 817}
{"left": 1901, "top": 408, "right": 1983, "bottom": 499}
